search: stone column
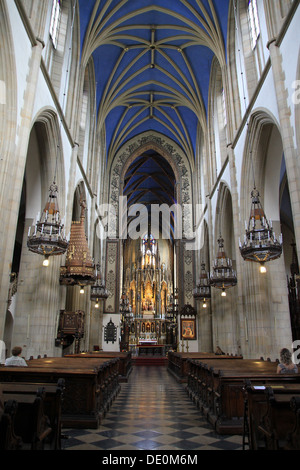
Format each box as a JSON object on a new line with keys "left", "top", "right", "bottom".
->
{"left": 0, "top": 39, "right": 44, "bottom": 340}
{"left": 266, "top": 39, "right": 297, "bottom": 352}
{"left": 268, "top": 39, "right": 300, "bottom": 263}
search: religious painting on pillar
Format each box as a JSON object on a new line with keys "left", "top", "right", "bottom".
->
{"left": 180, "top": 318, "right": 196, "bottom": 340}
{"left": 105, "top": 240, "right": 120, "bottom": 313}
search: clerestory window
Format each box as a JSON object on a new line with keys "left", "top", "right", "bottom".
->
{"left": 49, "top": 0, "right": 62, "bottom": 49}
{"left": 248, "top": 0, "right": 260, "bottom": 49}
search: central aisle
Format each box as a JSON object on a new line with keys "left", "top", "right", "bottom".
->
{"left": 62, "top": 366, "right": 242, "bottom": 450}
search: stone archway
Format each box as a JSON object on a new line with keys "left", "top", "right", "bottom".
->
{"left": 107, "top": 132, "right": 194, "bottom": 237}
{"left": 104, "top": 131, "right": 195, "bottom": 318}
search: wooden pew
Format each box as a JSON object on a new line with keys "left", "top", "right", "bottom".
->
{"left": 0, "top": 380, "right": 64, "bottom": 449}
{"left": 244, "top": 383, "right": 300, "bottom": 450}
{"left": 0, "top": 356, "right": 120, "bottom": 429}
{"left": 64, "top": 351, "right": 132, "bottom": 382}
{"left": 0, "top": 398, "right": 22, "bottom": 450}
{"left": 0, "top": 385, "right": 52, "bottom": 450}
{"left": 27, "top": 356, "right": 121, "bottom": 414}
{"left": 286, "top": 396, "right": 300, "bottom": 450}
{"left": 186, "top": 358, "right": 300, "bottom": 435}
{"left": 167, "top": 351, "right": 243, "bottom": 383}
{"left": 27, "top": 356, "right": 121, "bottom": 426}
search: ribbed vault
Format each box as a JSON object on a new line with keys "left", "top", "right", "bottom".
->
{"left": 78, "top": 0, "right": 230, "bottom": 165}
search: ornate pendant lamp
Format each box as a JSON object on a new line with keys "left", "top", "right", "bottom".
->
{"left": 90, "top": 263, "right": 109, "bottom": 307}
{"left": 59, "top": 200, "right": 95, "bottom": 289}
{"left": 239, "top": 187, "right": 282, "bottom": 273}
{"left": 210, "top": 235, "right": 237, "bottom": 297}
{"left": 27, "top": 182, "right": 69, "bottom": 266}
{"left": 193, "top": 263, "right": 211, "bottom": 308}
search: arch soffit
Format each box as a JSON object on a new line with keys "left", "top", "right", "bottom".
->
{"left": 239, "top": 108, "right": 283, "bottom": 216}
{"left": 29, "top": 107, "right": 67, "bottom": 199}
{"left": 216, "top": 182, "right": 232, "bottom": 219}
{"left": 213, "top": 181, "right": 235, "bottom": 257}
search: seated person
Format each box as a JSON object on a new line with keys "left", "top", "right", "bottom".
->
{"left": 5, "top": 346, "right": 28, "bottom": 367}
{"left": 277, "top": 348, "right": 298, "bottom": 374}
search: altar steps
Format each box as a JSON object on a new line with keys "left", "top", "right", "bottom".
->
{"left": 133, "top": 356, "right": 168, "bottom": 366}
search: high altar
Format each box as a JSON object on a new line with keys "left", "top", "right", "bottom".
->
{"left": 122, "top": 233, "right": 177, "bottom": 352}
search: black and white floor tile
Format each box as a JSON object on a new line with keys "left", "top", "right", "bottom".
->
{"left": 62, "top": 366, "right": 242, "bottom": 451}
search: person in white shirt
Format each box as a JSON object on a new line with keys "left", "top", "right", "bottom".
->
{"left": 5, "top": 346, "right": 28, "bottom": 367}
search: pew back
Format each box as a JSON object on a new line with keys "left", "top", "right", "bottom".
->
{"left": 0, "top": 356, "right": 120, "bottom": 429}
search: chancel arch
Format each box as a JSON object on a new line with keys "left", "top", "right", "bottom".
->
{"left": 102, "top": 131, "right": 196, "bottom": 349}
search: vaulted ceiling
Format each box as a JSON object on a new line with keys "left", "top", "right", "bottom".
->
{"left": 78, "top": 0, "right": 230, "bottom": 164}
{"left": 77, "top": 1, "right": 230, "bottom": 236}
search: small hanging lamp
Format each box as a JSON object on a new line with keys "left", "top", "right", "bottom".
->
{"left": 60, "top": 199, "right": 95, "bottom": 286}
{"left": 193, "top": 262, "right": 211, "bottom": 308}
{"left": 90, "top": 263, "right": 109, "bottom": 303}
{"left": 27, "top": 182, "right": 69, "bottom": 265}
{"left": 239, "top": 187, "right": 282, "bottom": 273}
{"left": 210, "top": 235, "right": 237, "bottom": 296}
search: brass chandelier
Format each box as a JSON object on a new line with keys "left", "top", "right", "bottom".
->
{"left": 239, "top": 187, "right": 282, "bottom": 273}
{"left": 27, "top": 182, "right": 69, "bottom": 266}
{"left": 90, "top": 263, "right": 109, "bottom": 308}
{"left": 193, "top": 263, "right": 211, "bottom": 308}
{"left": 210, "top": 235, "right": 237, "bottom": 297}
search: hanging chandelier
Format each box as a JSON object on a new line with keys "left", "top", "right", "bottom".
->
{"left": 90, "top": 263, "right": 109, "bottom": 307}
{"left": 60, "top": 200, "right": 95, "bottom": 287}
{"left": 193, "top": 263, "right": 211, "bottom": 308}
{"left": 239, "top": 187, "right": 282, "bottom": 273}
{"left": 210, "top": 235, "right": 237, "bottom": 296}
{"left": 27, "top": 182, "right": 69, "bottom": 266}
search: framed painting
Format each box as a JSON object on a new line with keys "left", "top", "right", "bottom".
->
{"left": 180, "top": 318, "right": 196, "bottom": 340}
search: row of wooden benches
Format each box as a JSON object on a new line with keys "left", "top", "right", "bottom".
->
{"left": 0, "top": 352, "right": 132, "bottom": 450}
{"left": 244, "top": 380, "right": 300, "bottom": 450}
{"left": 0, "top": 379, "right": 64, "bottom": 450}
{"left": 167, "top": 351, "right": 243, "bottom": 383}
{"left": 176, "top": 354, "right": 300, "bottom": 449}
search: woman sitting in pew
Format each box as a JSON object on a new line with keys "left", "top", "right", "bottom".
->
{"left": 277, "top": 348, "right": 298, "bottom": 374}
{"left": 4, "top": 347, "right": 27, "bottom": 367}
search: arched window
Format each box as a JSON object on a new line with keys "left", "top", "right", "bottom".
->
{"left": 248, "top": 0, "right": 260, "bottom": 49}
{"left": 50, "top": 0, "right": 62, "bottom": 49}
{"left": 142, "top": 234, "right": 157, "bottom": 255}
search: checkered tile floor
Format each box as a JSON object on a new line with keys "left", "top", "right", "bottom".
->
{"left": 62, "top": 366, "right": 242, "bottom": 451}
